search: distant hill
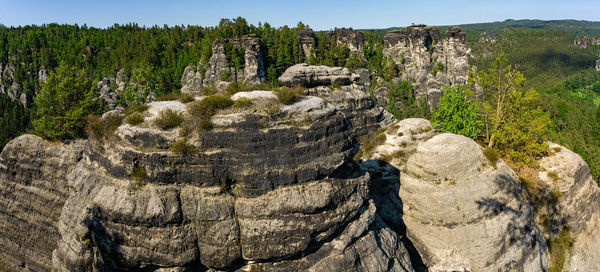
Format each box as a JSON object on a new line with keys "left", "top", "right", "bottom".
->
{"left": 361, "top": 19, "right": 600, "bottom": 39}
{"left": 452, "top": 19, "right": 600, "bottom": 37}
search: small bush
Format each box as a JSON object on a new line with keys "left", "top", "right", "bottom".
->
{"left": 153, "top": 109, "right": 184, "bottom": 130}
{"left": 187, "top": 95, "right": 234, "bottom": 131}
{"left": 124, "top": 104, "right": 149, "bottom": 115}
{"left": 86, "top": 114, "right": 124, "bottom": 141}
{"left": 548, "top": 171, "right": 560, "bottom": 181}
{"left": 169, "top": 139, "right": 198, "bottom": 156}
{"left": 226, "top": 81, "right": 249, "bottom": 96}
{"left": 233, "top": 97, "right": 253, "bottom": 108}
{"left": 131, "top": 166, "right": 148, "bottom": 188}
{"left": 155, "top": 92, "right": 180, "bottom": 101}
{"left": 126, "top": 113, "right": 144, "bottom": 125}
{"left": 483, "top": 147, "right": 499, "bottom": 165}
{"left": 178, "top": 93, "right": 195, "bottom": 103}
{"left": 548, "top": 227, "right": 574, "bottom": 272}
{"left": 249, "top": 82, "right": 275, "bottom": 91}
{"left": 200, "top": 86, "right": 217, "bottom": 96}
{"left": 432, "top": 62, "right": 444, "bottom": 76}
{"left": 274, "top": 86, "right": 304, "bottom": 105}
{"left": 219, "top": 70, "right": 232, "bottom": 81}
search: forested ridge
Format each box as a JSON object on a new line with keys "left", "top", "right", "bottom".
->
{"left": 1, "top": 18, "right": 599, "bottom": 182}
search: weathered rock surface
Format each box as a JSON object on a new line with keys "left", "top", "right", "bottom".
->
{"left": 383, "top": 25, "right": 469, "bottom": 107}
{"left": 538, "top": 143, "right": 600, "bottom": 271}
{"left": 182, "top": 35, "right": 265, "bottom": 94}
{"left": 305, "top": 84, "right": 394, "bottom": 137}
{"left": 478, "top": 31, "right": 497, "bottom": 43}
{"left": 0, "top": 135, "right": 86, "bottom": 271}
{"left": 327, "top": 28, "right": 364, "bottom": 52}
{"left": 399, "top": 133, "right": 548, "bottom": 271}
{"left": 298, "top": 29, "right": 316, "bottom": 60}
{"left": 279, "top": 63, "right": 360, "bottom": 87}
{"left": 96, "top": 69, "right": 131, "bottom": 109}
{"left": 358, "top": 119, "right": 550, "bottom": 271}
{"left": 0, "top": 91, "right": 409, "bottom": 271}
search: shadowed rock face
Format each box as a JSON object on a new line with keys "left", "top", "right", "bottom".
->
{"left": 538, "top": 143, "right": 600, "bottom": 271}
{"left": 383, "top": 25, "right": 469, "bottom": 107}
{"left": 0, "top": 135, "right": 86, "bottom": 271}
{"left": 297, "top": 29, "right": 316, "bottom": 60}
{"left": 327, "top": 28, "right": 365, "bottom": 52}
{"left": 359, "top": 120, "right": 550, "bottom": 272}
{"left": 182, "top": 35, "right": 265, "bottom": 94}
{"left": 0, "top": 81, "right": 412, "bottom": 271}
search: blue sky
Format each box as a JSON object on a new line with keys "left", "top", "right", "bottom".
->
{"left": 1, "top": 0, "right": 598, "bottom": 30}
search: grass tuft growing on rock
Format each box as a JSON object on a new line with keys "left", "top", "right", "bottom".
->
{"left": 274, "top": 86, "right": 304, "bottom": 105}
{"left": 548, "top": 227, "right": 574, "bottom": 272}
{"left": 187, "top": 94, "right": 234, "bottom": 131}
{"left": 153, "top": 109, "right": 184, "bottom": 130}
{"left": 353, "top": 127, "right": 388, "bottom": 161}
{"left": 123, "top": 104, "right": 149, "bottom": 116}
{"left": 233, "top": 97, "right": 253, "bottom": 108}
{"left": 86, "top": 114, "right": 124, "bottom": 141}
{"left": 169, "top": 139, "right": 198, "bottom": 156}
{"left": 226, "top": 81, "right": 249, "bottom": 96}
{"left": 126, "top": 113, "right": 144, "bottom": 126}
{"left": 483, "top": 147, "right": 499, "bottom": 168}
{"left": 131, "top": 166, "right": 148, "bottom": 188}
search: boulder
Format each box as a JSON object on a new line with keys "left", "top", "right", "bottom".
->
{"left": 279, "top": 63, "right": 359, "bottom": 87}
{"left": 538, "top": 143, "right": 600, "bottom": 271}
{"left": 398, "top": 133, "right": 548, "bottom": 271}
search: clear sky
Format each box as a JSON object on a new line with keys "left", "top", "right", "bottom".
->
{"left": 1, "top": 0, "right": 598, "bottom": 30}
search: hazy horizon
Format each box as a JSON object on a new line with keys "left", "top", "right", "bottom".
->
{"left": 1, "top": 0, "right": 599, "bottom": 30}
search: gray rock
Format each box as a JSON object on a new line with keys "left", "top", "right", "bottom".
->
{"left": 279, "top": 64, "right": 360, "bottom": 87}
{"left": 297, "top": 29, "right": 316, "bottom": 61}
{"left": 183, "top": 35, "right": 265, "bottom": 93}
{"left": 327, "top": 28, "right": 364, "bottom": 52}
{"left": 538, "top": 143, "right": 600, "bottom": 271}
{"left": 478, "top": 31, "right": 496, "bottom": 43}
{"left": 383, "top": 25, "right": 469, "bottom": 107}
{"left": 399, "top": 133, "right": 548, "bottom": 271}
{"left": 0, "top": 135, "right": 86, "bottom": 271}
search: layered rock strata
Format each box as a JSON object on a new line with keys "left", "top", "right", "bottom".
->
{"left": 46, "top": 87, "right": 410, "bottom": 270}
{"left": 0, "top": 135, "right": 86, "bottom": 271}
{"left": 279, "top": 63, "right": 360, "bottom": 87}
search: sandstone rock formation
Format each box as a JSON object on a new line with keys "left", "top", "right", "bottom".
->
{"left": 383, "top": 25, "right": 469, "bottom": 107}
{"left": 96, "top": 69, "right": 130, "bottom": 110}
{"left": 538, "top": 143, "right": 600, "bottom": 271}
{"left": 359, "top": 119, "right": 550, "bottom": 271}
{"left": 279, "top": 63, "right": 360, "bottom": 87}
{"left": 305, "top": 84, "right": 394, "bottom": 137}
{"left": 182, "top": 35, "right": 265, "bottom": 94}
{"left": 297, "top": 29, "right": 316, "bottom": 61}
{"left": 327, "top": 28, "right": 364, "bottom": 52}
{"left": 0, "top": 135, "right": 86, "bottom": 271}
{"left": 478, "top": 31, "right": 497, "bottom": 43}
{"left": 0, "top": 76, "right": 411, "bottom": 271}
